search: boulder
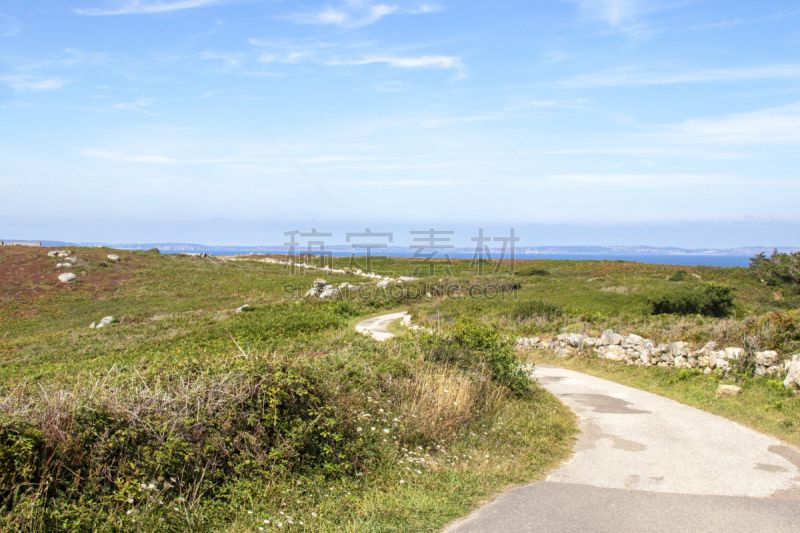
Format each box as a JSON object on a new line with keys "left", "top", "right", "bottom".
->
{"left": 57, "top": 251, "right": 70, "bottom": 258}
{"left": 639, "top": 350, "right": 652, "bottom": 365}
{"left": 687, "top": 357, "right": 698, "bottom": 368}
{"left": 235, "top": 305, "right": 252, "bottom": 313}
{"left": 96, "top": 316, "right": 115, "bottom": 329}
{"left": 724, "top": 347, "right": 745, "bottom": 360}
{"left": 716, "top": 384, "right": 742, "bottom": 397}
{"left": 313, "top": 279, "right": 328, "bottom": 289}
{"left": 58, "top": 273, "right": 76, "bottom": 283}
{"left": 89, "top": 322, "right": 96, "bottom": 328}
{"left": 558, "top": 333, "right": 586, "bottom": 348}
{"left": 698, "top": 355, "right": 711, "bottom": 368}
{"left": 697, "top": 341, "right": 717, "bottom": 353}
{"left": 376, "top": 280, "right": 391, "bottom": 289}
{"left": 56, "top": 263, "right": 70, "bottom": 268}
{"left": 319, "top": 288, "right": 339, "bottom": 299}
{"left": 755, "top": 351, "right": 780, "bottom": 367}
{"left": 669, "top": 342, "right": 690, "bottom": 357}
{"left": 784, "top": 355, "right": 800, "bottom": 392}
{"left": 715, "top": 359, "right": 730, "bottom": 371}
{"left": 624, "top": 334, "right": 644, "bottom": 346}
{"left": 107, "top": 254, "right": 120, "bottom": 262}
{"left": 674, "top": 356, "right": 687, "bottom": 369}
{"left": 47, "top": 251, "right": 58, "bottom": 257}
{"left": 602, "top": 345, "right": 626, "bottom": 361}
{"left": 305, "top": 288, "right": 320, "bottom": 297}
{"left": 600, "top": 329, "right": 624, "bottom": 345}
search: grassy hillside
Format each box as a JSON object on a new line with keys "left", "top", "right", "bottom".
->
{"left": 0, "top": 247, "right": 574, "bottom": 532}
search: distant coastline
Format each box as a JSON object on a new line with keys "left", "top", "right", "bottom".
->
{"left": 6, "top": 239, "right": 798, "bottom": 268}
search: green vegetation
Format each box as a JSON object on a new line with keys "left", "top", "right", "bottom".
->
{"left": 750, "top": 250, "right": 800, "bottom": 288}
{"left": 0, "top": 248, "right": 574, "bottom": 532}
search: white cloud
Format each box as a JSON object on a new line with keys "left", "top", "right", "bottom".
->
{"left": 359, "top": 179, "right": 455, "bottom": 186}
{"left": 113, "top": 98, "right": 161, "bottom": 116}
{"left": 665, "top": 103, "right": 800, "bottom": 146}
{"left": 569, "top": 0, "right": 641, "bottom": 27}
{"left": 561, "top": 64, "right": 800, "bottom": 88}
{"left": 549, "top": 173, "right": 737, "bottom": 185}
{"left": 81, "top": 149, "right": 175, "bottom": 163}
{"left": 74, "top": 0, "right": 229, "bottom": 16}
{"left": 290, "top": 1, "right": 439, "bottom": 28}
{"left": 0, "top": 14, "right": 21, "bottom": 37}
{"left": 332, "top": 54, "right": 462, "bottom": 72}
{"left": 0, "top": 75, "right": 67, "bottom": 90}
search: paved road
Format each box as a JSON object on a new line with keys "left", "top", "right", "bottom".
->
{"left": 445, "top": 365, "right": 800, "bottom": 532}
{"left": 354, "top": 311, "right": 408, "bottom": 341}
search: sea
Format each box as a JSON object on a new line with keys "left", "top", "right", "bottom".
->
{"left": 169, "top": 250, "right": 752, "bottom": 268}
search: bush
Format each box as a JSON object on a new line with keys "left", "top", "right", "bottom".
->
{"left": 514, "top": 266, "right": 551, "bottom": 277}
{"left": 647, "top": 284, "right": 734, "bottom": 318}
{"left": 509, "top": 300, "right": 563, "bottom": 320}
{"left": 422, "top": 319, "right": 530, "bottom": 396}
{"left": 750, "top": 250, "right": 800, "bottom": 286}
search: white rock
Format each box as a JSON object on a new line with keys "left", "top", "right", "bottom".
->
{"left": 107, "top": 254, "right": 120, "bottom": 262}
{"left": 674, "top": 355, "right": 688, "bottom": 369}
{"left": 725, "top": 347, "right": 745, "bottom": 360}
{"left": 313, "top": 279, "right": 328, "bottom": 289}
{"left": 57, "top": 251, "right": 70, "bottom": 257}
{"left": 698, "top": 341, "right": 717, "bottom": 353}
{"left": 716, "top": 384, "right": 742, "bottom": 397}
{"left": 236, "top": 305, "right": 252, "bottom": 313}
{"left": 305, "top": 288, "right": 319, "bottom": 297}
{"left": 56, "top": 263, "right": 70, "bottom": 268}
{"left": 319, "top": 288, "right": 339, "bottom": 299}
{"left": 755, "top": 351, "right": 780, "bottom": 367}
{"left": 639, "top": 350, "right": 652, "bottom": 365}
{"left": 47, "top": 251, "right": 58, "bottom": 257}
{"left": 698, "top": 355, "right": 711, "bottom": 368}
{"left": 784, "top": 355, "right": 800, "bottom": 392}
{"left": 602, "top": 345, "right": 626, "bottom": 361}
{"left": 600, "top": 329, "right": 623, "bottom": 345}
{"left": 399, "top": 276, "right": 418, "bottom": 281}
{"left": 670, "top": 342, "right": 690, "bottom": 357}
{"left": 99, "top": 316, "right": 115, "bottom": 326}
{"left": 625, "top": 334, "right": 644, "bottom": 345}
{"left": 58, "top": 273, "right": 76, "bottom": 283}
{"left": 65, "top": 257, "right": 77, "bottom": 263}
{"left": 376, "top": 280, "right": 391, "bottom": 289}
{"left": 89, "top": 322, "right": 96, "bottom": 328}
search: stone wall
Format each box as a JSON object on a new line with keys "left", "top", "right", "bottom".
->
{"left": 517, "top": 329, "right": 800, "bottom": 391}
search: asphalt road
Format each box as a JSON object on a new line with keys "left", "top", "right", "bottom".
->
{"left": 354, "top": 314, "right": 800, "bottom": 531}
{"left": 445, "top": 365, "right": 800, "bottom": 532}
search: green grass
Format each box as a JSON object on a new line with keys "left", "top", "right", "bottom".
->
{"left": 0, "top": 248, "right": 575, "bottom": 532}
{"left": 528, "top": 350, "right": 800, "bottom": 447}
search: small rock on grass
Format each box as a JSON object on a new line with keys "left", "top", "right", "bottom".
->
{"left": 236, "top": 305, "right": 252, "bottom": 313}
{"left": 107, "top": 254, "right": 120, "bottom": 262}
{"left": 95, "top": 316, "right": 116, "bottom": 328}
{"left": 58, "top": 273, "right": 77, "bottom": 283}
{"left": 716, "top": 384, "right": 742, "bottom": 397}
{"left": 47, "top": 251, "right": 58, "bottom": 257}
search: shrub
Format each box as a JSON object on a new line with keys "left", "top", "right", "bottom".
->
{"left": 509, "top": 300, "right": 563, "bottom": 321}
{"left": 750, "top": 250, "right": 800, "bottom": 286}
{"left": 647, "top": 284, "right": 734, "bottom": 318}
{"left": 422, "top": 319, "right": 530, "bottom": 396}
{"left": 514, "top": 266, "right": 551, "bottom": 277}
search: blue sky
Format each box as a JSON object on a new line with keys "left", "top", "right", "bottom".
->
{"left": 1, "top": 0, "right": 799, "bottom": 247}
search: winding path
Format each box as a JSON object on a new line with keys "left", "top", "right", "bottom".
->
{"left": 354, "top": 314, "right": 800, "bottom": 532}
{"left": 354, "top": 311, "right": 408, "bottom": 341}
{"left": 446, "top": 365, "right": 800, "bottom": 532}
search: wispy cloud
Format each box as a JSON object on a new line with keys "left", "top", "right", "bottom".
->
{"left": 359, "top": 179, "right": 455, "bottom": 186}
{"left": 80, "top": 149, "right": 175, "bottom": 163}
{"left": 568, "top": 0, "right": 642, "bottom": 28}
{"left": 549, "top": 173, "right": 737, "bottom": 185}
{"left": 113, "top": 98, "right": 161, "bottom": 116}
{"left": 0, "top": 14, "right": 21, "bottom": 37}
{"left": 0, "top": 74, "right": 67, "bottom": 90}
{"left": 561, "top": 64, "right": 800, "bottom": 88}
{"left": 74, "top": 0, "right": 229, "bottom": 16}
{"left": 664, "top": 103, "right": 800, "bottom": 146}
{"left": 290, "top": 1, "right": 440, "bottom": 28}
